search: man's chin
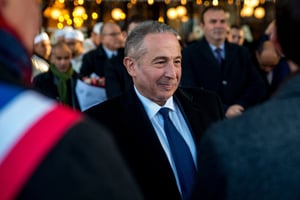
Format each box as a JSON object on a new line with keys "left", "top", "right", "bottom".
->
{"left": 58, "top": 68, "right": 69, "bottom": 73}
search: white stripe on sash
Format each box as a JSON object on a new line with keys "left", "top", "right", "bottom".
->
{"left": 0, "top": 91, "right": 55, "bottom": 163}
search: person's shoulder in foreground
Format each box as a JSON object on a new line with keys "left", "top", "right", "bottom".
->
{"left": 0, "top": 83, "right": 143, "bottom": 200}
{"left": 191, "top": 0, "right": 300, "bottom": 199}
{"left": 0, "top": 0, "right": 143, "bottom": 199}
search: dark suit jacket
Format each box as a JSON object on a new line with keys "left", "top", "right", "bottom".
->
{"left": 85, "top": 86, "right": 224, "bottom": 200}
{"left": 181, "top": 37, "right": 266, "bottom": 110}
{"left": 80, "top": 45, "right": 107, "bottom": 78}
{"left": 80, "top": 45, "right": 124, "bottom": 78}
{"left": 104, "top": 48, "right": 133, "bottom": 99}
{"left": 192, "top": 72, "right": 300, "bottom": 200}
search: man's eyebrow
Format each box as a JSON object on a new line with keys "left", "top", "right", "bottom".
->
{"left": 153, "top": 56, "right": 168, "bottom": 60}
{"left": 152, "top": 55, "right": 181, "bottom": 62}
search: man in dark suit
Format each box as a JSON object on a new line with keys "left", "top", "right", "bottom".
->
{"left": 181, "top": 6, "right": 266, "bottom": 118}
{"left": 0, "top": 0, "right": 143, "bottom": 199}
{"left": 104, "top": 49, "right": 130, "bottom": 99}
{"left": 255, "top": 36, "right": 291, "bottom": 99}
{"left": 191, "top": 0, "right": 300, "bottom": 199}
{"left": 85, "top": 21, "right": 224, "bottom": 200}
{"left": 79, "top": 21, "right": 124, "bottom": 87}
{"left": 105, "top": 15, "right": 146, "bottom": 99}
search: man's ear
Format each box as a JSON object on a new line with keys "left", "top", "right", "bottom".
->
{"left": 287, "top": 60, "right": 299, "bottom": 73}
{"left": 123, "top": 57, "right": 136, "bottom": 77}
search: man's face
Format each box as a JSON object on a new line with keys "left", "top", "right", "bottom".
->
{"left": 228, "top": 28, "right": 244, "bottom": 46}
{"left": 51, "top": 47, "right": 72, "bottom": 73}
{"left": 126, "top": 33, "right": 182, "bottom": 106}
{"left": 201, "top": 9, "right": 228, "bottom": 46}
{"left": 34, "top": 40, "right": 51, "bottom": 59}
{"left": 65, "top": 39, "right": 83, "bottom": 58}
{"left": 91, "top": 32, "right": 101, "bottom": 46}
{"left": 256, "top": 41, "right": 280, "bottom": 73}
{"left": 101, "top": 23, "right": 123, "bottom": 50}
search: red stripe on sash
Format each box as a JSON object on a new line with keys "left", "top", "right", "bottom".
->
{"left": 0, "top": 105, "right": 82, "bottom": 200}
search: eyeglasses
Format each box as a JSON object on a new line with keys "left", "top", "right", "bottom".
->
{"left": 102, "top": 32, "right": 122, "bottom": 37}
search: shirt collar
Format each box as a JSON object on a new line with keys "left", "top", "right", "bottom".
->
{"left": 102, "top": 45, "right": 117, "bottom": 58}
{"left": 134, "top": 86, "right": 175, "bottom": 119}
{"left": 209, "top": 43, "right": 225, "bottom": 51}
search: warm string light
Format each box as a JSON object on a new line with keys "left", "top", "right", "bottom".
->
{"left": 91, "top": 12, "right": 98, "bottom": 20}
{"left": 212, "top": 0, "right": 219, "bottom": 6}
{"left": 254, "top": 6, "right": 265, "bottom": 18}
{"left": 240, "top": 0, "right": 265, "bottom": 19}
{"left": 165, "top": 0, "right": 170, "bottom": 5}
{"left": 72, "top": 6, "right": 87, "bottom": 28}
{"left": 228, "top": 0, "right": 234, "bottom": 5}
{"left": 167, "top": 5, "right": 188, "bottom": 21}
{"left": 196, "top": 0, "right": 202, "bottom": 5}
{"left": 148, "top": 0, "right": 154, "bottom": 5}
{"left": 111, "top": 8, "right": 126, "bottom": 21}
{"left": 181, "top": 0, "right": 187, "bottom": 5}
{"left": 43, "top": 0, "right": 270, "bottom": 30}
{"left": 203, "top": 0, "right": 210, "bottom": 6}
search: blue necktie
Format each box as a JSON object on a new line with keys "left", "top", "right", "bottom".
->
{"left": 215, "top": 48, "right": 223, "bottom": 65}
{"left": 159, "top": 108, "right": 197, "bottom": 200}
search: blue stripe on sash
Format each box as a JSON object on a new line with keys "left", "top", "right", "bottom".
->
{"left": 0, "top": 83, "right": 23, "bottom": 110}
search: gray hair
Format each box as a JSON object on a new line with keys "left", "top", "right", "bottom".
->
{"left": 124, "top": 20, "right": 180, "bottom": 60}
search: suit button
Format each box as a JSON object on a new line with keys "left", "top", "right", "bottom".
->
{"left": 222, "top": 80, "right": 227, "bottom": 85}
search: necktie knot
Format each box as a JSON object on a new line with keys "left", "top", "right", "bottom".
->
{"left": 159, "top": 107, "right": 170, "bottom": 119}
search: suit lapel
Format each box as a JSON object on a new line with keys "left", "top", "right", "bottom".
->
{"left": 174, "top": 89, "right": 207, "bottom": 145}
{"left": 122, "top": 88, "right": 208, "bottom": 149}
{"left": 121, "top": 89, "right": 180, "bottom": 193}
{"left": 200, "top": 38, "right": 221, "bottom": 67}
{"left": 223, "top": 42, "right": 241, "bottom": 78}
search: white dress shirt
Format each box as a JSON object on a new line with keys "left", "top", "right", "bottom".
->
{"left": 102, "top": 45, "right": 117, "bottom": 59}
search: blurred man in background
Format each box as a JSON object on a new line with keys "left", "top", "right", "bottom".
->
{"left": 83, "top": 22, "right": 103, "bottom": 53}
{"left": 227, "top": 24, "right": 244, "bottom": 46}
{"left": 31, "top": 32, "right": 51, "bottom": 78}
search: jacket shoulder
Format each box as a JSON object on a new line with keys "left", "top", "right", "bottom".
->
{"left": 33, "top": 71, "right": 52, "bottom": 83}
{"left": 178, "top": 87, "right": 220, "bottom": 99}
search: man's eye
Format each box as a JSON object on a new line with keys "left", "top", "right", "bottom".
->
{"left": 174, "top": 60, "right": 181, "bottom": 64}
{"left": 155, "top": 60, "right": 166, "bottom": 65}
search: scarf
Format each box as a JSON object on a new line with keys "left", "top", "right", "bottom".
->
{"left": 50, "top": 64, "right": 73, "bottom": 104}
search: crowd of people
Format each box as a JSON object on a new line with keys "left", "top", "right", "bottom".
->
{"left": 30, "top": 17, "right": 147, "bottom": 111}
{"left": 29, "top": 8, "right": 292, "bottom": 115}
{"left": 2, "top": 0, "right": 300, "bottom": 199}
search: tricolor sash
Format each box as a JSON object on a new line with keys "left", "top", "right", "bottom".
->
{"left": 0, "top": 83, "right": 82, "bottom": 200}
